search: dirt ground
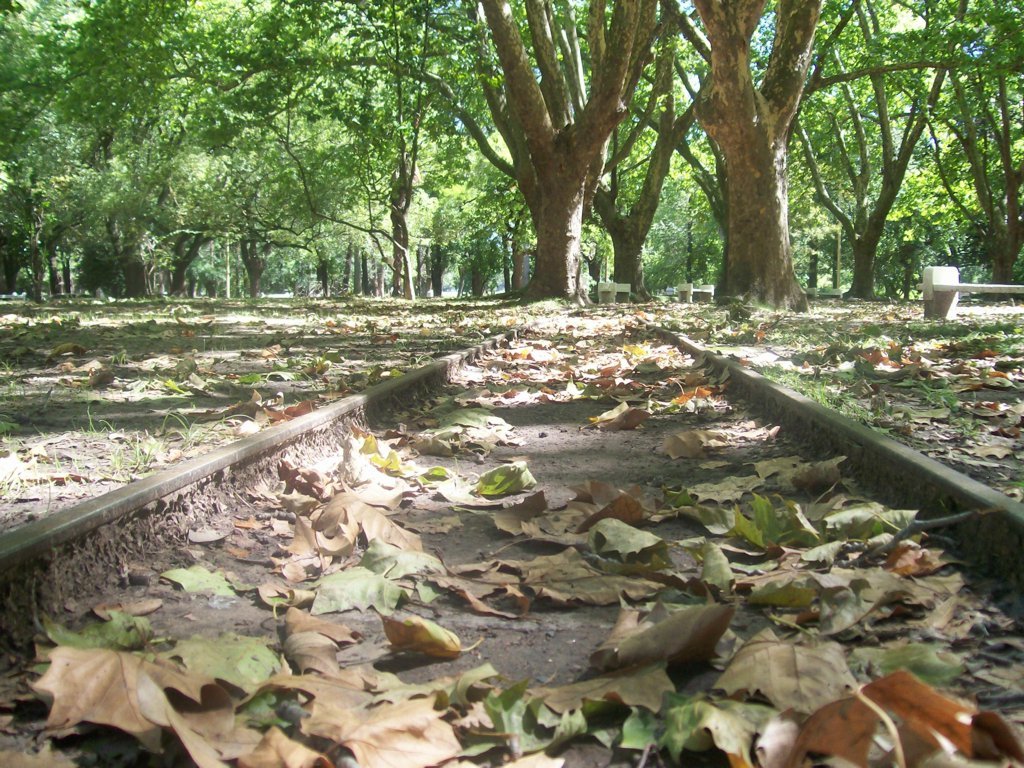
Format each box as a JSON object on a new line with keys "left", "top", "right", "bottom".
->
{"left": 2, "top": 312, "right": 1022, "bottom": 767}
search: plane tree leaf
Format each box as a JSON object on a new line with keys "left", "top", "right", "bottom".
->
{"left": 358, "top": 539, "right": 444, "bottom": 579}
{"left": 164, "top": 634, "right": 282, "bottom": 694}
{"left": 776, "top": 671, "right": 1024, "bottom": 768}
{"left": 533, "top": 663, "right": 673, "bottom": 714}
{"left": 576, "top": 488, "right": 648, "bottom": 533}
{"left": 312, "top": 567, "right": 406, "bottom": 615}
{"left": 476, "top": 461, "right": 537, "bottom": 497}
{"left": 662, "top": 429, "right": 730, "bottom": 459}
{"left": 472, "top": 680, "right": 586, "bottom": 758}
{"left": 493, "top": 491, "right": 549, "bottom": 534}
{"left": 821, "top": 503, "right": 917, "bottom": 541}
{"left": 381, "top": 614, "right": 462, "bottom": 659}
{"left": 849, "top": 643, "right": 965, "bottom": 688}
{"left": 590, "top": 603, "right": 734, "bottom": 671}
{"left": 715, "top": 629, "right": 856, "bottom": 714}
{"left": 161, "top": 565, "right": 236, "bottom": 597}
{"left": 237, "top": 726, "right": 330, "bottom": 768}
{"left": 31, "top": 647, "right": 215, "bottom": 753}
{"left": 659, "top": 694, "right": 773, "bottom": 766}
{"left": 41, "top": 612, "right": 152, "bottom": 652}
{"left": 302, "top": 695, "right": 461, "bottom": 768}
{"left": 587, "top": 519, "right": 668, "bottom": 567}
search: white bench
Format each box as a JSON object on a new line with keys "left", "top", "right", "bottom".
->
{"left": 597, "top": 282, "right": 631, "bottom": 303}
{"left": 922, "top": 266, "right": 1024, "bottom": 319}
{"left": 676, "top": 283, "right": 715, "bottom": 303}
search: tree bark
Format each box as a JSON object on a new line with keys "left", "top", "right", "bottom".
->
{"left": 169, "top": 233, "right": 211, "bottom": 296}
{"left": 239, "top": 240, "right": 269, "bottom": 298}
{"left": 692, "top": 0, "right": 821, "bottom": 310}
{"left": 430, "top": 243, "right": 446, "bottom": 297}
{"left": 476, "top": 0, "right": 658, "bottom": 302}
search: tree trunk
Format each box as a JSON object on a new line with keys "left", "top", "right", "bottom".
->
{"left": 525, "top": 175, "right": 585, "bottom": 300}
{"left": 430, "top": 244, "right": 446, "bottom": 297}
{"left": 341, "top": 242, "right": 353, "bottom": 293}
{"left": 123, "top": 257, "right": 148, "bottom": 298}
{"left": 717, "top": 134, "right": 806, "bottom": 308}
{"left": 317, "top": 254, "right": 330, "bottom": 296}
{"left": 511, "top": 244, "right": 529, "bottom": 290}
{"left": 240, "top": 240, "right": 268, "bottom": 298}
{"left": 475, "top": 0, "right": 658, "bottom": 303}
{"left": 46, "top": 239, "right": 64, "bottom": 296}
{"left": 361, "top": 250, "right": 371, "bottom": 296}
{"left": 169, "top": 234, "right": 211, "bottom": 296}
{"left": 606, "top": 224, "right": 647, "bottom": 296}
{"left": 693, "top": 0, "right": 820, "bottom": 310}
{"left": 849, "top": 224, "right": 884, "bottom": 298}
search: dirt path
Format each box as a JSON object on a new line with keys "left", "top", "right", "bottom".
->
{"left": 2, "top": 314, "right": 1021, "bottom": 768}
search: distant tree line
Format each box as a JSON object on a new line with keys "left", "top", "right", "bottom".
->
{"left": 1, "top": 0, "right": 1020, "bottom": 306}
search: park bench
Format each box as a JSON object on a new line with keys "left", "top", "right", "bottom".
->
{"left": 921, "top": 266, "right": 1024, "bottom": 319}
{"left": 597, "top": 281, "right": 631, "bottom": 303}
{"left": 676, "top": 283, "right": 716, "bottom": 303}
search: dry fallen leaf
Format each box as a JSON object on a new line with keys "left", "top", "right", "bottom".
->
{"left": 382, "top": 614, "right": 462, "bottom": 659}
{"left": 715, "top": 629, "right": 857, "bottom": 714}
{"left": 302, "top": 695, "right": 461, "bottom": 768}
{"left": 590, "top": 603, "right": 734, "bottom": 671}
{"left": 662, "top": 429, "right": 730, "bottom": 459}
{"left": 238, "top": 726, "right": 331, "bottom": 768}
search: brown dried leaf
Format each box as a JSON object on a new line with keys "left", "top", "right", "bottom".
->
{"left": 715, "top": 629, "right": 857, "bottom": 714}
{"left": 238, "top": 726, "right": 331, "bottom": 768}
{"left": 590, "top": 603, "right": 734, "bottom": 671}
{"left": 791, "top": 456, "right": 845, "bottom": 492}
{"left": 302, "top": 696, "right": 460, "bottom": 768}
{"left": 493, "top": 491, "right": 549, "bottom": 535}
{"left": 92, "top": 598, "right": 163, "bottom": 621}
{"left": 535, "top": 663, "right": 673, "bottom": 713}
{"left": 575, "top": 491, "right": 644, "bottom": 533}
{"left": 381, "top": 614, "right": 462, "bottom": 659}
{"left": 662, "top": 430, "right": 730, "bottom": 459}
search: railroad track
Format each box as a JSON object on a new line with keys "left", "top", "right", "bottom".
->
{"left": 1, "top": 314, "right": 1022, "bottom": 767}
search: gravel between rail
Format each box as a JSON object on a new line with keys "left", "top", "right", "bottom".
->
{"left": 1, "top": 311, "right": 1022, "bottom": 768}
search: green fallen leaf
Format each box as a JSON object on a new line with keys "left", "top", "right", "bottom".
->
{"left": 700, "top": 541, "right": 734, "bottom": 592}
{"left": 312, "top": 567, "right": 406, "bottom": 615}
{"left": 822, "top": 504, "right": 917, "bottom": 541}
{"left": 588, "top": 518, "right": 669, "bottom": 567}
{"left": 476, "top": 461, "right": 537, "bottom": 497}
{"left": 659, "top": 694, "right": 773, "bottom": 763}
{"left": 849, "top": 643, "right": 965, "bottom": 687}
{"left": 160, "top": 565, "right": 236, "bottom": 597}
{"left": 359, "top": 539, "right": 445, "bottom": 579}
{"left": 165, "top": 633, "right": 281, "bottom": 693}
{"left": 42, "top": 612, "right": 152, "bottom": 652}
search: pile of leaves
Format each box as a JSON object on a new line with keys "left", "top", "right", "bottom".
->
{"left": 648, "top": 300, "right": 1024, "bottom": 501}
{"left": 7, "top": 314, "right": 1023, "bottom": 768}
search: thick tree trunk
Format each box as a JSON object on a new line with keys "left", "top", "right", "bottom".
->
{"left": 317, "top": 256, "right": 330, "bottom": 296}
{"left": 169, "top": 234, "right": 210, "bottom": 296}
{"left": 511, "top": 244, "right": 529, "bottom": 290}
{"left": 240, "top": 241, "right": 268, "bottom": 298}
{"left": 990, "top": 230, "right": 1021, "bottom": 284}
{"left": 525, "top": 176, "right": 585, "bottom": 300}
{"left": 46, "top": 239, "right": 64, "bottom": 296}
{"left": 849, "top": 227, "right": 883, "bottom": 299}
{"left": 430, "top": 244, "right": 446, "bottom": 297}
{"left": 693, "top": 0, "right": 820, "bottom": 310}
{"left": 718, "top": 135, "right": 806, "bottom": 308}
{"left": 609, "top": 226, "right": 647, "bottom": 298}
{"left": 123, "top": 258, "right": 148, "bottom": 298}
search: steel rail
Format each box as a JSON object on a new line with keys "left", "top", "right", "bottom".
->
{"left": 651, "top": 324, "right": 1024, "bottom": 587}
{"left": 0, "top": 330, "right": 517, "bottom": 578}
